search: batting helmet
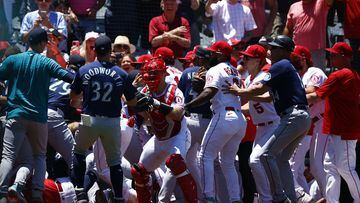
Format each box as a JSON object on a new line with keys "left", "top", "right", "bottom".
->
{"left": 140, "top": 58, "right": 167, "bottom": 92}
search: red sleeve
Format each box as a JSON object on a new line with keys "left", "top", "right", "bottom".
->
{"left": 316, "top": 70, "right": 342, "bottom": 98}
{"left": 182, "top": 17, "right": 191, "bottom": 41}
{"left": 149, "top": 17, "right": 159, "bottom": 43}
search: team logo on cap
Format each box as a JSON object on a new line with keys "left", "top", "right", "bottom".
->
{"left": 263, "top": 72, "right": 271, "bottom": 81}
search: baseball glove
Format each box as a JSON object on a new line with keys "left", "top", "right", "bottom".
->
{"left": 134, "top": 92, "right": 152, "bottom": 112}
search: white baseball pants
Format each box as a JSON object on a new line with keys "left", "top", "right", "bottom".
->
{"left": 324, "top": 135, "right": 360, "bottom": 203}
{"left": 198, "top": 108, "right": 246, "bottom": 201}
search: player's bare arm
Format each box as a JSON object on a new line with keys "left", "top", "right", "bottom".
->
{"left": 241, "top": 102, "right": 250, "bottom": 115}
{"left": 185, "top": 87, "right": 218, "bottom": 109}
{"left": 222, "top": 81, "right": 269, "bottom": 97}
{"left": 249, "top": 92, "right": 273, "bottom": 103}
{"left": 306, "top": 92, "right": 321, "bottom": 104}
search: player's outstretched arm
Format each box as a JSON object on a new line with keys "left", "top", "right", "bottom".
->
{"left": 185, "top": 87, "right": 218, "bottom": 110}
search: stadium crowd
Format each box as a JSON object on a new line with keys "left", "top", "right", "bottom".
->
{"left": 0, "top": 0, "right": 359, "bottom": 203}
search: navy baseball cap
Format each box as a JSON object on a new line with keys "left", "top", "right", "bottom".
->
{"left": 268, "top": 35, "right": 295, "bottom": 51}
{"left": 195, "top": 47, "right": 211, "bottom": 59}
{"left": 28, "top": 28, "right": 48, "bottom": 45}
{"left": 95, "top": 35, "right": 112, "bottom": 54}
{"left": 69, "top": 54, "right": 85, "bottom": 70}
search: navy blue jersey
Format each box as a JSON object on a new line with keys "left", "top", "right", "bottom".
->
{"left": 178, "top": 66, "right": 212, "bottom": 115}
{"left": 70, "top": 61, "right": 136, "bottom": 117}
{"left": 48, "top": 78, "right": 73, "bottom": 115}
{"left": 261, "top": 59, "right": 308, "bottom": 114}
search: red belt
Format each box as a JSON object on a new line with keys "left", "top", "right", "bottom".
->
{"left": 257, "top": 121, "right": 274, "bottom": 127}
{"left": 312, "top": 113, "right": 324, "bottom": 123}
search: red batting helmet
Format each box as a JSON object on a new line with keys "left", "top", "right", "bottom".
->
{"left": 140, "top": 58, "right": 167, "bottom": 92}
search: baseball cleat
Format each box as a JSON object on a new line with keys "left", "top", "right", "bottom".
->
{"left": 8, "top": 184, "right": 27, "bottom": 203}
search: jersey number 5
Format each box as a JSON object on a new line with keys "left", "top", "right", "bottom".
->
{"left": 253, "top": 103, "right": 264, "bottom": 114}
{"left": 91, "top": 81, "right": 113, "bottom": 102}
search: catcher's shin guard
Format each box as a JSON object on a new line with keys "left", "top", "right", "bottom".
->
{"left": 130, "top": 163, "right": 152, "bottom": 203}
{"left": 166, "top": 154, "right": 198, "bottom": 203}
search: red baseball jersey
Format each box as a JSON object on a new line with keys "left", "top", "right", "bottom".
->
{"left": 316, "top": 68, "right": 360, "bottom": 140}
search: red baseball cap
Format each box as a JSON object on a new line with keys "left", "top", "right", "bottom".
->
{"left": 293, "top": 45, "right": 312, "bottom": 61}
{"left": 178, "top": 50, "right": 194, "bottom": 62}
{"left": 325, "top": 42, "right": 353, "bottom": 58}
{"left": 207, "top": 41, "right": 233, "bottom": 57}
{"left": 240, "top": 45, "right": 266, "bottom": 59}
{"left": 131, "top": 54, "right": 152, "bottom": 65}
{"left": 154, "top": 47, "right": 175, "bottom": 60}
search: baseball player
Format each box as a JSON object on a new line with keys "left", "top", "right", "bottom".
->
{"left": 185, "top": 41, "right": 247, "bottom": 202}
{"left": 46, "top": 54, "right": 85, "bottom": 178}
{"left": 0, "top": 28, "right": 74, "bottom": 203}
{"left": 289, "top": 45, "right": 328, "bottom": 202}
{"left": 307, "top": 42, "right": 360, "bottom": 203}
{"left": 223, "top": 35, "right": 311, "bottom": 203}
{"left": 240, "top": 44, "right": 280, "bottom": 203}
{"left": 69, "top": 35, "right": 137, "bottom": 203}
{"left": 130, "top": 58, "right": 198, "bottom": 203}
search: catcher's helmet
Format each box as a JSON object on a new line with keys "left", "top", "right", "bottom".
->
{"left": 140, "top": 58, "right": 167, "bottom": 92}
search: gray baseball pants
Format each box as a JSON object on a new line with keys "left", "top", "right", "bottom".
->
{"left": 47, "top": 108, "right": 75, "bottom": 169}
{"left": 259, "top": 106, "right": 311, "bottom": 202}
{"left": 0, "top": 118, "right": 47, "bottom": 192}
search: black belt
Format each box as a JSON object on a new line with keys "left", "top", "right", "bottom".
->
{"left": 257, "top": 121, "right": 274, "bottom": 127}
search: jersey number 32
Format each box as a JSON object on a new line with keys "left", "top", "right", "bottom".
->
{"left": 91, "top": 81, "right": 113, "bottom": 102}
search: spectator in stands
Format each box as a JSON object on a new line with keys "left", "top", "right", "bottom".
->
{"left": 68, "top": 0, "right": 105, "bottom": 40}
{"left": 47, "top": 28, "right": 67, "bottom": 68}
{"left": 113, "top": 35, "right": 136, "bottom": 55}
{"left": 53, "top": 0, "right": 80, "bottom": 52}
{"left": 20, "top": 0, "right": 68, "bottom": 42}
{"left": 120, "top": 54, "right": 137, "bottom": 73}
{"left": 284, "top": 0, "right": 334, "bottom": 70}
{"left": 242, "top": 0, "right": 278, "bottom": 45}
{"left": 205, "top": 0, "right": 257, "bottom": 43}
{"left": 149, "top": 0, "right": 191, "bottom": 58}
{"left": 271, "top": 0, "right": 296, "bottom": 37}
{"left": 71, "top": 31, "right": 99, "bottom": 64}
{"left": 177, "top": 0, "right": 200, "bottom": 48}
{"left": 342, "top": 0, "right": 360, "bottom": 68}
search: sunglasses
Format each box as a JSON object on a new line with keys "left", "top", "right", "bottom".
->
{"left": 243, "top": 56, "right": 255, "bottom": 61}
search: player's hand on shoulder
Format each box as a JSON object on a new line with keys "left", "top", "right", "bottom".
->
{"left": 222, "top": 80, "right": 241, "bottom": 96}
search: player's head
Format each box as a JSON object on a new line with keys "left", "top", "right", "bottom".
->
{"left": 178, "top": 50, "right": 194, "bottom": 69}
{"left": 325, "top": 42, "right": 353, "bottom": 69}
{"left": 239, "top": 45, "right": 267, "bottom": 74}
{"left": 292, "top": 45, "right": 313, "bottom": 74}
{"left": 268, "top": 35, "right": 295, "bottom": 63}
{"left": 207, "top": 41, "right": 233, "bottom": 66}
{"left": 28, "top": 28, "right": 48, "bottom": 53}
{"left": 140, "top": 58, "right": 167, "bottom": 92}
{"left": 193, "top": 46, "right": 212, "bottom": 69}
{"left": 95, "top": 35, "right": 112, "bottom": 58}
{"left": 154, "top": 47, "right": 175, "bottom": 66}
